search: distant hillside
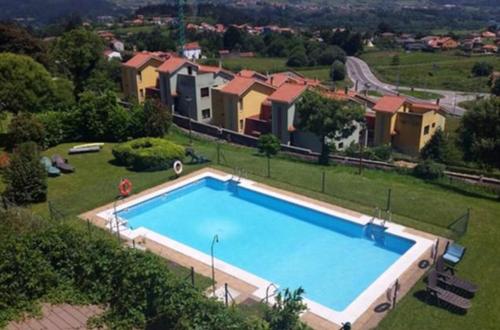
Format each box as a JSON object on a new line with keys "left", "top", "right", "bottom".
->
{"left": 0, "top": 0, "right": 122, "bottom": 23}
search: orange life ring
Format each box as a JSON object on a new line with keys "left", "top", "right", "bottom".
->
{"left": 119, "top": 179, "right": 132, "bottom": 197}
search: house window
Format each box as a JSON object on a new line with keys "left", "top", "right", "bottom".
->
{"left": 338, "top": 142, "right": 344, "bottom": 150}
{"left": 202, "top": 108, "right": 211, "bottom": 119}
{"left": 423, "top": 125, "right": 430, "bottom": 135}
{"left": 201, "top": 87, "right": 209, "bottom": 97}
{"left": 188, "top": 66, "right": 193, "bottom": 75}
{"left": 137, "top": 72, "right": 142, "bottom": 82}
{"left": 139, "top": 89, "right": 144, "bottom": 98}
{"left": 239, "top": 99, "right": 243, "bottom": 111}
{"left": 432, "top": 122, "right": 436, "bottom": 128}
{"left": 239, "top": 119, "right": 244, "bottom": 130}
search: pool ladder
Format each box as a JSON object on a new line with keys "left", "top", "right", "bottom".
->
{"left": 370, "top": 207, "right": 390, "bottom": 227}
{"left": 231, "top": 167, "right": 246, "bottom": 182}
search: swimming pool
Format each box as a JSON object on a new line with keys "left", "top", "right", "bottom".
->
{"left": 98, "top": 170, "right": 434, "bottom": 325}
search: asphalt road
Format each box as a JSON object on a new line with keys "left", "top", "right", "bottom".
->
{"left": 346, "top": 56, "right": 487, "bottom": 116}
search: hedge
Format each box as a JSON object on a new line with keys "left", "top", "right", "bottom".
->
{"left": 112, "top": 138, "right": 185, "bottom": 171}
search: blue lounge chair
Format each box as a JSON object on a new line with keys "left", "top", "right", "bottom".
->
{"left": 40, "top": 156, "right": 60, "bottom": 177}
{"left": 442, "top": 242, "right": 466, "bottom": 266}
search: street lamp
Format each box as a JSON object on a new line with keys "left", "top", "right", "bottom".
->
{"left": 211, "top": 234, "right": 219, "bottom": 296}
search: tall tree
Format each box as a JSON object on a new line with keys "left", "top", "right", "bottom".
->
{"left": 143, "top": 98, "right": 172, "bottom": 137}
{"left": 296, "top": 91, "right": 364, "bottom": 164}
{"left": 330, "top": 60, "right": 346, "bottom": 81}
{"left": 223, "top": 26, "right": 243, "bottom": 50}
{"left": 0, "top": 53, "right": 55, "bottom": 115}
{"left": 458, "top": 98, "right": 500, "bottom": 168}
{"left": 52, "top": 28, "right": 104, "bottom": 98}
{"left": 420, "top": 128, "right": 447, "bottom": 163}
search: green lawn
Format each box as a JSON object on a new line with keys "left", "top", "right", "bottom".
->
{"left": 361, "top": 50, "right": 500, "bottom": 93}
{"left": 27, "top": 128, "right": 500, "bottom": 329}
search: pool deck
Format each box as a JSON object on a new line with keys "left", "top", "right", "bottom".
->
{"left": 80, "top": 167, "right": 448, "bottom": 330}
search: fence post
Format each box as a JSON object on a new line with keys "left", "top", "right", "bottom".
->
{"left": 190, "top": 266, "right": 195, "bottom": 287}
{"left": 87, "top": 219, "right": 92, "bottom": 239}
{"left": 386, "top": 188, "right": 392, "bottom": 212}
{"left": 224, "top": 283, "right": 229, "bottom": 307}
{"left": 321, "top": 171, "right": 326, "bottom": 193}
{"left": 392, "top": 279, "right": 399, "bottom": 309}
{"left": 465, "top": 208, "right": 471, "bottom": 234}
{"left": 216, "top": 143, "right": 220, "bottom": 165}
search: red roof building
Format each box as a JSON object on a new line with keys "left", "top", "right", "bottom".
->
{"left": 268, "top": 83, "right": 308, "bottom": 104}
{"left": 373, "top": 96, "right": 407, "bottom": 113}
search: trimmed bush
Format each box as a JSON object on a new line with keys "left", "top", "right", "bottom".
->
{"left": 112, "top": 138, "right": 185, "bottom": 171}
{"left": 413, "top": 159, "right": 445, "bottom": 180}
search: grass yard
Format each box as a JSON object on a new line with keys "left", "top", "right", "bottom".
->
{"left": 25, "top": 128, "right": 500, "bottom": 329}
{"left": 361, "top": 50, "right": 500, "bottom": 93}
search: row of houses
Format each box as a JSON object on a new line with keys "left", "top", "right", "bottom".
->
{"left": 121, "top": 52, "right": 446, "bottom": 156}
{"left": 186, "top": 22, "right": 295, "bottom": 35}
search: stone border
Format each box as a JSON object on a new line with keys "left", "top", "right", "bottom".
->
{"left": 80, "top": 167, "right": 442, "bottom": 329}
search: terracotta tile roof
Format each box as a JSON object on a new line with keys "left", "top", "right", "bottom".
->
{"left": 220, "top": 77, "right": 274, "bottom": 96}
{"left": 123, "top": 52, "right": 164, "bottom": 69}
{"left": 373, "top": 95, "right": 407, "bottom": 113}
{"left": 157, "top": 57, "right": 195, "bottom": 74}
{"left": 410, "top": 102, "right": 441, "bottom": 111}
{"left": 268, "top": 83, "right": 308, "bottom": 104}
{"left": 238, "top": 70, "right": 267, "bottom": 81}
{"left": 198, "top": 65, "right": 235, "bottom": 77}
{"left": 184, "top": 41, "right": 201, "bottom": 50}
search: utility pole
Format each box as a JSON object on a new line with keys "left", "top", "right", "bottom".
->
{"left": 177, "top": 0, "right": 185, "bottom": 56}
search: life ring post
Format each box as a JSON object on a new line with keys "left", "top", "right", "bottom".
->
{"left": 173, "top": 160, "right": 183, "bottom": 176}
{"left": 119, "top": 178, "right": 133, "bottom": 197}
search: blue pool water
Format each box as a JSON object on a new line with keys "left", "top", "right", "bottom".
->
{"left": 119, "top": 178, "right": 414, "bottom": 311}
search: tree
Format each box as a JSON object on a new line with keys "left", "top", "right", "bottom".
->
{"left": 286, "top": 46, "right": 308, "bottom": 67}
{"left": 223, "top": 26, "right": 243, "bottom": 50}
{"left": 491, "top": 78, "right": 500, "bottom": 96}
{"left": 0, "top": 53, "right": 55, "bottom": 115}
{"left": 75, "top": 90, "right": 130, "bottom": 141}
{"left": 458, "top": 98, "right": 500, "bottom": 168}
{"left": 264, "top": 288, "right": 307, "bottom": 330}
{"left": 343, "top": 32, "right": 363, "bottom": 55}
{"left": 413, "top": 160, "right": 445, "bottom": 180}
{"left": 296, "top": 91, "right": 364, "bottom": 164}
{"left": 3, "top": 142, "right": 47, "bottom": 204}
{"left": 471, "top": 62, "right": 493, "bottom": 77}
{"left": 52, "top": 28, "right": 104, "bottom": 98}
{"left": 420, "top": 128, "right": 447, "bottom": 163}
{"left": 143, "top": 98, "right": 172, "bottom": 137}
{"left": 7, "top": 113, "right": 46, "bottom": 149}
{"left": 318, "top": 45, "right": 346, "bottom": 65}
{"left": 257, "top": 134, "right": 281, "bottom": 177}
{"left": 330, "top": 60, "right": 346, "bottom": 81}
{"left": 0, "top": 22, "right": 50, "bottom": 68}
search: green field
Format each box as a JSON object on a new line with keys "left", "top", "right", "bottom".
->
{"left": 361, "top": 51, "right": 500, "bottom": 93}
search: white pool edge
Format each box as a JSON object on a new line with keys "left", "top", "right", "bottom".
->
{"left": 96, "top": 170, "right": 434, "bottom": 326}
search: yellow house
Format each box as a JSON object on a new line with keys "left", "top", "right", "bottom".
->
{"left": 212, "top": 77, "right": 276, "bottom": 133}
{"left": 121, "top": 52, "right": 165, "bottom": 103}
{"left": 373, "top": 96, "right": 446, "bottom": 156}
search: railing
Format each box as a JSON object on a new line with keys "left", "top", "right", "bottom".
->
{"left": 223, "top": 283, "right": 236, "bottom": 307}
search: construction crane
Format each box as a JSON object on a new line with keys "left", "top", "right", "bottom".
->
{"left": 177, "top": 0, "right": 185, "bottom": 56}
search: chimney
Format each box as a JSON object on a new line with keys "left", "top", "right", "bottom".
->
{"left": 270, "top": 77, "right": 274, "bottom": 85}
{"left": 436, "top": 98, "right": 440, "bottom": 105}
{"left": 344, "top": 86, "right": 348, "bottom": 95}
{"left": 218, "top": 60, "right": 222, "bottom": 68}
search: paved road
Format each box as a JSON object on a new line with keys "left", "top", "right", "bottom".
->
{"left": 346, "top": 56, "right": 487, "bottom": 116}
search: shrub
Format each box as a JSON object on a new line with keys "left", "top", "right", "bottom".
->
{"left": 112, "top": 138, "right": 185, "bottom": 171}
{"left": 0, "top": 152, "right": 9, "bottom": 169}
{"left": 7, "top": 113, "right": 45, "bottom": 148}
{"left": 413, "top": 159, "right": 445, "bottom": 180}
{"left": 372, "top": 144, "right": 392, "bottom": 161}
{"left": 37, "top": 111, "right": 76, "bottom": 147}
{"left": 471, "top": 61, "right": 493, "bottom": 77}
{"left": 3, "top": 142, "right": 47, "bottom": 204}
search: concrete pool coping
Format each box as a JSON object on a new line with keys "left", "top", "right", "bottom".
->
{"left": 81, "top": 168, "right": 442, "bottom": 329}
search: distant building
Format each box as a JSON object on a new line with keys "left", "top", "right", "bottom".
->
{"left": 182, "top": 42, "right": 202, "bottom": 60}
{"left": 110, "top": 39, "right": 124, "bottom": 52}
{"left": 481, "top": 31, "right": 497, "bottom": 39}
{"left": 372, "top": 96, "right": 446, "bottom": 155}
{"left": 104, "top": 50, "right": 122, "bottom": 61}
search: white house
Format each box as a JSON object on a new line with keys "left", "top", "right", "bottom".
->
{"left": 104, "top": 50, "right": 122, "bottom": 61}
{"left": 182, "top": 42, "right": 202, "bottom": 60}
